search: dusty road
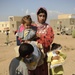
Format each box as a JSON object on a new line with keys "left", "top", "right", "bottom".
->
{"left": 0, "top": 33, "right": 75, "bottom": 75}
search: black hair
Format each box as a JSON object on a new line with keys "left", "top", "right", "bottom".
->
{"left": 37, "top": 7, "right": 47, "bottom": 19}
{"left": 51, "top": 43, "right": 62, "bottom": 51}
{"left": 19, "top": 43, "right": 34, "bottom": 57}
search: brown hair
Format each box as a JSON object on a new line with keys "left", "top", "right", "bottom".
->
{"left": 21, "top": 15, "right": 32, "bottom": 24}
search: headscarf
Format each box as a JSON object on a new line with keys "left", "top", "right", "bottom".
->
{"left": 37, "top": 7, "right": 47, "bottom": 19}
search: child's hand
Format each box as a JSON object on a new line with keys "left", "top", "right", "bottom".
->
{"left": 37, "top": 43, "right": 45, "bottom": 58}
{"left": 36, "top": 33, "right": 41, "bottom": 38}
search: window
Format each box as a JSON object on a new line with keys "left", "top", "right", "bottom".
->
{"left": 2, "top": 24, "right": 4, "bottom": 27}
{"left": 12, "top": 24, "right": 14, "bottom": 28}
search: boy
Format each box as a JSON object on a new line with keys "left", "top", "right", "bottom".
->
{"left": 9, "top": 43, "right": 34, "bottom": 75}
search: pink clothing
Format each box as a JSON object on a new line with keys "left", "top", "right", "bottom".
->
{"left": 18, "top": 24, "right": 25, "bottom": 32}
{"left": 36, "top": 23, "right": 54, "bottom": 53}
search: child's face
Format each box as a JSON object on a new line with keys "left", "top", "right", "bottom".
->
{"left": 24, "top": 21, "right": 31, "bottom": 29}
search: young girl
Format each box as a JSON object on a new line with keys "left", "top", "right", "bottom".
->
{"left": 17, "top": 15, "right": 36, "bottom": 43}
{"left": 47, "top": 43, "right": 66, "bottom": 75}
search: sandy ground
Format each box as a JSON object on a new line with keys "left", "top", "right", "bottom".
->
{"left": 0, "top": 33, "right": 75, "bottom": 75}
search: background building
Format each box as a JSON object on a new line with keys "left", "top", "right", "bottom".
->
{"left": 50, "top": 14, "right": 75, "bottom": 30}
{"left": 0, "top": 21, "right": 9, "bottom": 33}
{"left": 0, "top": 16, "right": 22, "bottom": 33}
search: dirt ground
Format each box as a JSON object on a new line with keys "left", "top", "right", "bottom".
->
{"left": 0, "top": 33, "right": 75, "bottom": 75}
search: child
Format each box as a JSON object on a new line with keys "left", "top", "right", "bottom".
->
{"left": 17, "top": 15, "right": 36, "bottom": 43}
{"left": 14, "top": 41, "right": 45, "bottom": 70}
{"left": 9, "top": 43, "right": 34, "bottom": 75}
{"left": 47, "top": 43, "right": 66, "bottom": 75}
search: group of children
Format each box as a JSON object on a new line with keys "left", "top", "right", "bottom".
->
{"left": 9, "top": 14, "right": 66, "bottom": 75}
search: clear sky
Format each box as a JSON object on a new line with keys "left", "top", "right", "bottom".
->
{"left": 0, "top": 0, "right": 75, "bottom": 23}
